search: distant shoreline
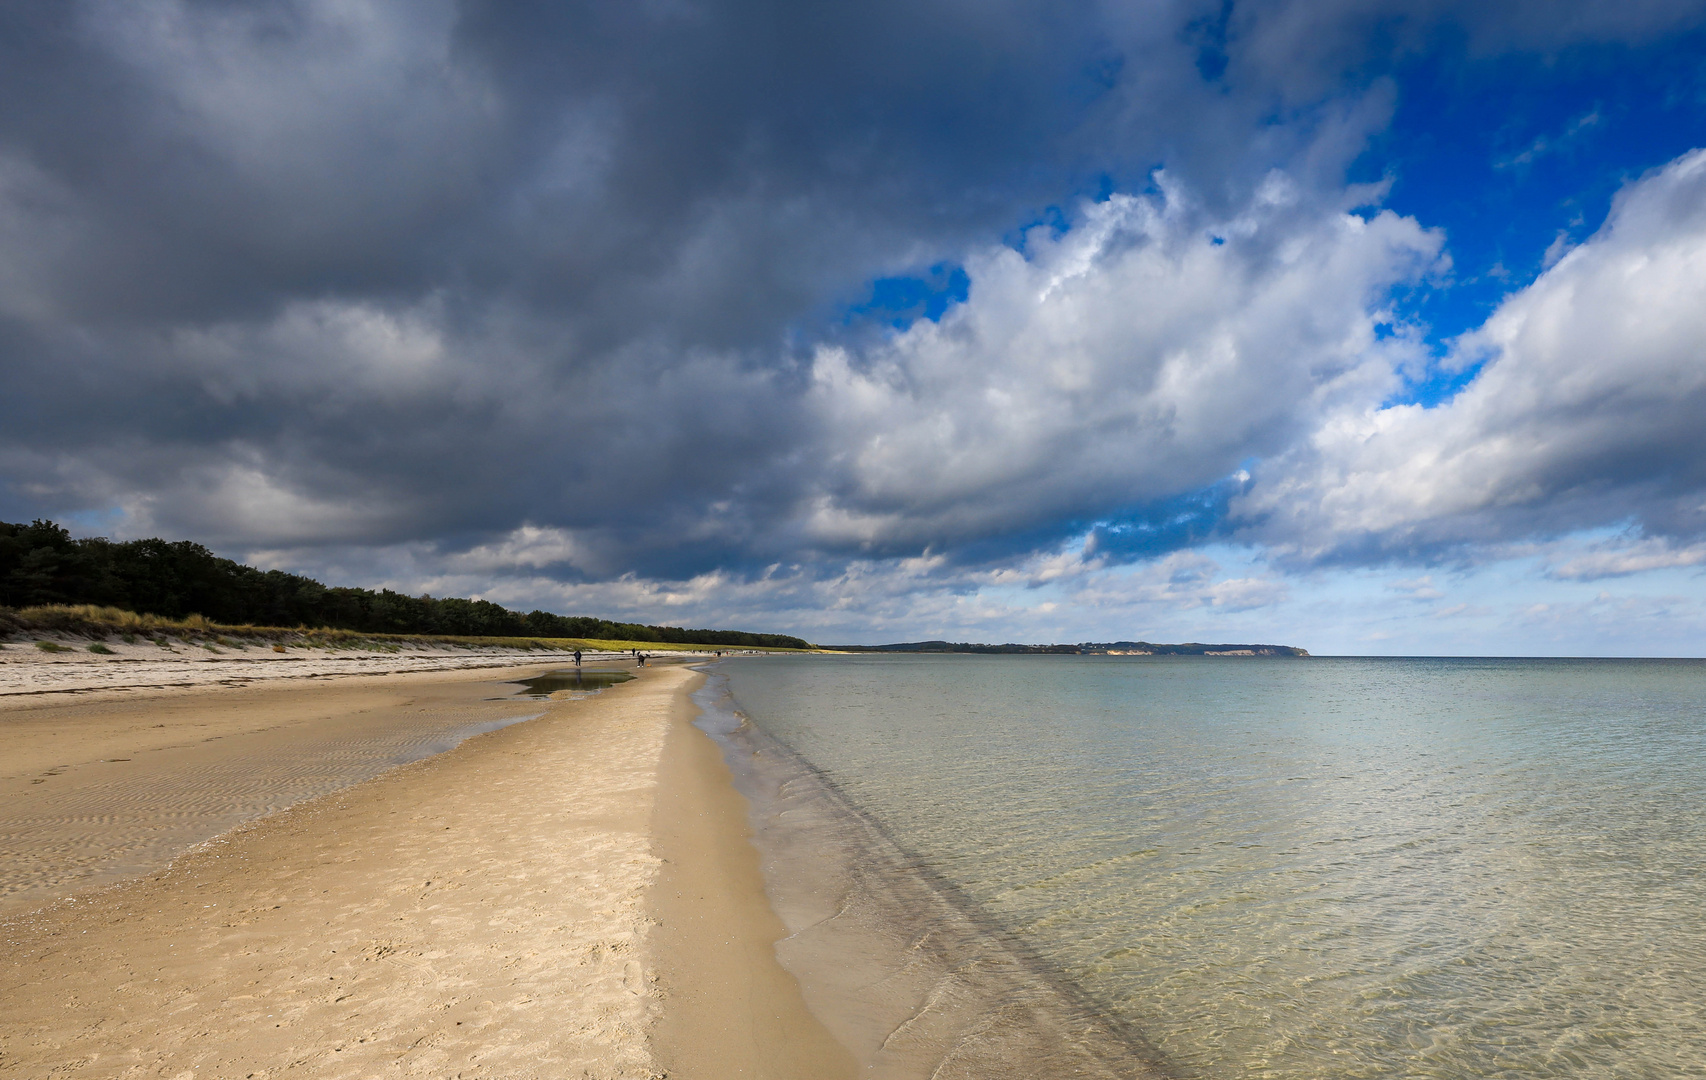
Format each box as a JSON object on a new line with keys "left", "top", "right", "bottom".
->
{"left": 825, "top": 639, "right": 1310, "bottom": 656}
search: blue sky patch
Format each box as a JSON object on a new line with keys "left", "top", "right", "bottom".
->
{"left": 1364, "top": 32, "right": 1706, "bottom": 346}
{"left": 845, "top": 262, "right": 972, "bottom": 329}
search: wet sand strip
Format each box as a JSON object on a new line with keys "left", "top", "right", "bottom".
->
{"left": 695, "top": 668, "right": 1176, "bottom": 1080}
{"left": 649, "top": 668, "right": 858, "bottom": 1079}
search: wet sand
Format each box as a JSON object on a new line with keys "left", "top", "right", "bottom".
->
{"left": 0, "top": 658, "right": 847, "bottom": 1078}
{"left": 650, "top": 674, "right": 858, "bottom": 1079}
{"left": 0, "top": 666, "right": 560, "bottom": 916}
{"left": 693, "top": 671, "right": 1167, "bottom": 1080}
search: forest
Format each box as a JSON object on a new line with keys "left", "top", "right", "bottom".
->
{"left": 0, "top": 520, "right": 812, "bottom": 649}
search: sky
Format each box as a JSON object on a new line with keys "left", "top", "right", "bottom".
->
{"left": 3, "top": 0, "right": 1706, "bottom": 654}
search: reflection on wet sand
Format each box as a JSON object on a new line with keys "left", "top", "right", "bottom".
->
{"left": 509, "top": 669, "right": 635, "bottom": 698}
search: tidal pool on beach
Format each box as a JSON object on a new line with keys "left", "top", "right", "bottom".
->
{"left": 715, "top": 653, "right": 1706, "bottom": 1080}
{"left": 507, "top": 669, "right": 635, "bottom": 698}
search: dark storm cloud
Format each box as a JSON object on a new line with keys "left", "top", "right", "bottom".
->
{"left": 0, "top": 1, "right": 1152, "bottom": 556}
{"left": 3, "top": 0, "right": 1706, "bottom": 611}
{"left": 0, "top": 0, "right": 1241, "bottom": 574}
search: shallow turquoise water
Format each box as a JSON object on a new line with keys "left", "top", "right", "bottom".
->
{"left": 721, "top": 654, "right": 1706, "bottom": 1079}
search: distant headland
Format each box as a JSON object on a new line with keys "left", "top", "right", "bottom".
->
{"left": 829, "top": 640, "right": 1309, "bottom": 656}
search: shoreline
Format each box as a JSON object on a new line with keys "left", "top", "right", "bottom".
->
{"left": 648, "top": 667, "right": 857, "bottom": 1079}
{"left": 694, "top": 666, "right": 1168, "bottom": 1080}
{"left": 0, "top": 655, "right": 838, "bottom": 1078}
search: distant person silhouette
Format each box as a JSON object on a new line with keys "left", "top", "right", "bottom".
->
{"left": 574, "top": 649, "right": 582, "bottom": 667}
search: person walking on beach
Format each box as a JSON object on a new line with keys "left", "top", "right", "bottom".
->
{"left": 573, "top": 649, "right": 582, "bottom": 667}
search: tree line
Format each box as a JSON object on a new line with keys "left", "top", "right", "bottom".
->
{"left": 0, "top": 520, "right": 812, "bottom": 649}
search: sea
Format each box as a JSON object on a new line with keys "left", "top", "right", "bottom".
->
{"left": 700, "top": 653, "right": 1706, "bottom": 1080}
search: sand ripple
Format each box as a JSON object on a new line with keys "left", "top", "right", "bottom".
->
{"left": 0, "top": 657, "right": 582, "bottom": 919}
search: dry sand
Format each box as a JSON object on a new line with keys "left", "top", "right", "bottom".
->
{"left": 0, "top": 656, "right": 850, "bottom": 1079}
{"left": 0, "top": 638, "right": 642, "bottom": 699}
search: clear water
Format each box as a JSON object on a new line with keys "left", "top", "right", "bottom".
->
{"left": 719, "top": 654, "right": 1706, "bottom": 1080}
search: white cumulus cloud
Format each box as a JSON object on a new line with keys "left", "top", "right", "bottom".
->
{"left": 804, "top": 174, "right": 1443, "bottom": 555}
{"left": 1240, "top": 148, "right": 1706, "bottom": 564}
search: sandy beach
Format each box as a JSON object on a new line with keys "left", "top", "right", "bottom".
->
{"left": 0, "top": 654, "right": 849, "bottom": 1079}
{"left": 0, "top": 637, "right": 641, "bottom": 700}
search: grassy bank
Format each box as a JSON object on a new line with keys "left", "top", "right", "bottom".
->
{"left": 0, "top": 604, "right": 816, "bottom": 655}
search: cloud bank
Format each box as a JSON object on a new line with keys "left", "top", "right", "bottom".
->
{"left": 2, "top": 0, "right": 1706, "bottom": 645}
